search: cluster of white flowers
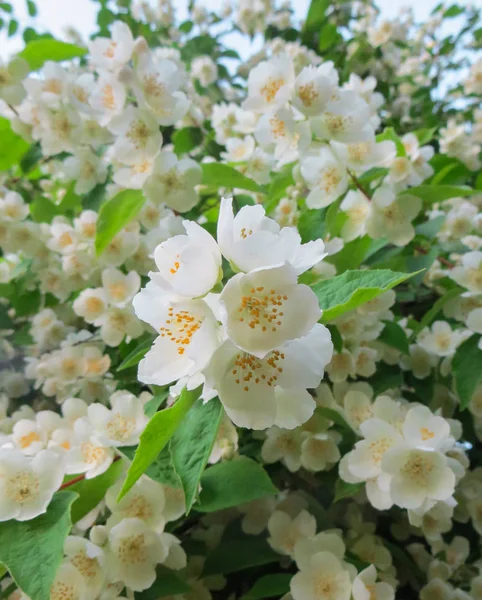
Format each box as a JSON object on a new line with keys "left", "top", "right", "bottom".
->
{"left": 134, "top": 196, "right": 333, "bottom": 430}
{"left": 0, "top": 2, "right": 481, "bottom": 599}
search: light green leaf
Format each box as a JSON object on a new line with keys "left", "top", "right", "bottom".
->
{"left": 328, "top": 236, "right": 373, "bottom": 272}
{"left": 334, "top": 479, "right": 363, "bottom": 503}
{"left": 172, "top": 127, "right": 203, "bottom": 155}
{"left": 117, "top": 336, "right": 155, "bottom": 372}
{"left": 241, "top": 574, "right": 292, "bottom": 600}
{"left": 410, "top": 287, "right": 463, "bottom": 340}
{"left": 298, "top": 209, "right": 325, "bottom": 243}
{"left": 197, "top": 456, "right": 278, "bottom": 513}
{"left": 120, "top": 444, "right": 181, "bottom": 489}
{"left": 143, "top": 391, "right": 169, "bottom": 418}
{"left": 312, "top": 269, "right": 419, "bottom": 322}
{"left": 203, "top": 540, "right": 280, "bottom": 576}
{"left": 0, "top": 491, "right": 77, "bottom": 600}
{"left": 171, "top": 398, "right": 223, "bottom": 513}
{"left": 30, "top": 196, "right": 61, "bottom": 223}
{"left": 403, "top": 185, "right": 473, "bottom": 203}
{"left": 135, "top": 566, "right": 191, "bottom": 598}
{"left": 18, "top": 38, "right": 87, "bottom": 70}
{"left": 118, "top": 386, "right": 201, "bottom": 500}
{"left": 379, "top": 321, "right": 409, "bottom": 355}
{"left": 413, "top": 127, "right": 437, "bottom": 145}
{"left": 95, "top": 189, "right": 146, "bottom": 256}
{"left": 415, "top": 215, "right": 445, "bottom": 238}
{"left": 0, "top": 117, "right": 29, "bottom": 171}
{"left": 202, "top": 163, "right": 262, "bottom": 193}
{"left": 453, "top": 335, "right": 482, "bottom": 410}
{"left": 68, "top": 460, "right": 123, "bottom": 523}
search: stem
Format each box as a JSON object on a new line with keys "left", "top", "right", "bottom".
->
{"left": 7, "top": 103, "right": 19, "bottom": 117}
{"left": 59, "top": 455, "right": 122, "bottom": 490}
{"left": 347, "top": 169, "right": 371, "bottom": 200}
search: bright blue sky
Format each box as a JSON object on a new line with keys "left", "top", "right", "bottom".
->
{"left": 2, "top": 0, "right": 481, "bottom": 59}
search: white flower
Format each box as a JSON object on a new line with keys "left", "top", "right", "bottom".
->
{"left": 301, "top": 147, "right": 349, "bottom": 209}
{"left": 243, "top": 54, "right": 295, "bottom": 112}
{"left": 219, "top": 264, "right": 321, "bottom": 358}
{"left": 63, "top": 147, "right": 108, "bottom": 194}
{"left": 131, "top": 53, "right": 189, "bottom": 125}
{"left": 105, "top": 477, "right": 166, "bottom": 529}
{"left": 300, "top": 432, "right": 341, "bottom": 472}
{"left": 331, "top": 140, "right": 396, "bottom": 173}
{"left": 290, "top": 550, "right": 353, "bottom": 600}
{"left": 143, "top": 151, "right": 202, "bottom": 212}
{"left": 12, "top": 418, "right": 47, "bottom": 455}
{"left": 382, "top": 446, "right": 456, "bottom": 509}
{"left": 292, "top": 64, "right": 337, "bottom": 116}
{"left": 151, "top": 221, "right": 221, "bottom": 299}
{"left": 0, "top": 449, "right": 64, "bottom": 521}
{"left": 203, "top": 324, "right": 332, "bottom": 429}
{"left": 106, "top": 517, "right": 168, "bottom": 591}
{"left": 255, "top": 107, "right": 311, "bottom": 164}
{"left": 313, "top": 91, "right": 374, "bottom": 144}
{"left": 64, "top": 537, "right": 105, "bottom": 597}
{"left": 87, "top": 392, "right": 148, "bottom": 447}
{"left": 192, "top": 55, "right": 218, "bottom": 87}
{"left": 24, "top": 61, "right": 68, "bottom": 107}
{"left": 450, "top": 251, "right": 482, "bottom": 296}
{"left": 133, "top": 282, "right": 221, "bottom": 385}
{"left": 339, "top": 190, "right": 371, "bottom": 241}
{"left": 50, "top": 562, "right": 87, "bottom": 600}
{"left": 268, "top": 509, "right": 316, "bottom": 557}
{"left": 67, "top": 419, "right": 114, "bottom": 478}
{"left": 94, "top": 306, "right": 144, "bottom": 347}
{"left": 73, "top": 288, "right": 109, "bottom": 324}
{"left": 352, "top": 565, "right": 395, "bottom": 600}
{"left": 89, "top": 72, "right": 126, "bottom": 126}
{"left": 108, "top": 106, "right": 162, "bottom": 163}
{"left": 261, "top": 426, "right": 303, "bottom": 472}
{"left": 418, "top": 321, "right": 464, "bottom": 357}
{"left": 218, "top": 197, "right": 326, "bottom": 274}
{"left": 402, "top": 405, "right": 452, "bottom": 451}
{"left": 222, "top": 136, "right": 255, "bottom": 163}
{"left": 88, "top": 21, "right": 134, "bottom": 72}
{"left": 0, "top": 57, "right": 29, "bottom": 105}
{"left": 102, "top": 268, "right": 141, "bottom": 308}
{"left": 47, "top": 220, "right": 78, "bottom": 255}
{"left": 366, "top": 187, "right": 421, "bottom": 246}
{"left": 0, "top": 191, "right": 29, "bottom": 222}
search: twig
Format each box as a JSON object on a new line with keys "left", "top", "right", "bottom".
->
{"left": 59, "top": 455, "right": 122, "bottom": 490}
{"left": 415, "top": 245, "right": 454, "bottom": 269}
{"left": 347, "top": 169, "right": 371, "bottom": 200}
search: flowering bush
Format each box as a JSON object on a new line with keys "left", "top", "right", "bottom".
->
{"left": 0, "top": 0, "right": 481, "bottom": 598}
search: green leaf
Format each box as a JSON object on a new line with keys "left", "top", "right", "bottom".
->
{"left": 69, "top": 460, "right": 123, "bottom": 523}
{"left": 7, "top": 18, "right": 18, "bottom": 36}
{"left": 121, "top": 444, "right": 181, "bottom": 488}
{"left": 135, "top": 566, "right": 191, "bottom": 598}
{"left": 26, "top": 0, "right": 37, "bottom": 16}
{"left": 371, "top": 363, "right": 403, "bottom": 395}
{"left": 95, "top": 189, "right": 146, "bottom": 256}
{"left": 315, "top": 407, "right": 355, "bottom": 434}
{"left": 202, "top": 163, "right": 262, "bottom": 193}
{"left": 0, "top": 117, "right": 29, "bottom": 171}
{"left": 379, "top": 321, "right": 409, "bottom": 355}
{"left": 0, "top": 491, "right": 77, "bottom": 600}
{"left": 302, "top": 0, "right": 330, "bottom": 42}
{"left": 453, "top": 335, "right": 482, "bottom": 410}
{"left": 297, "top": 209, "right": 325, "bottom": 243}
{"left": 203, "top": 540, "right": 280, "bottom": 576}
{"left": 18, "top": 39, "right": 87, "bottom": 70}
{"left": 409, "top": 287, "right": 463, "bottom": 340}
{"left": 172, "top": 127, "right": 203, "bottom": 155}
{"left": 413, "top": 127, "right": 437, "bottom": 145}
{"left": 407, "top": 248, "right": 438, "bottom": 285}
{"left": 171, "top": 398, "right": 223, "bottom": 513}
{"left": 415, "top": 215, "right": 445, "bottom": 238}
{"left": 264, "top": 165, "right": 295, "bottom": 214}
{"left": 334, "top": 479, "right": 363, "bottom": 503}
{"left": 241, "top": 574, "right": 292, "bottom": 600}
{"left": 329, "top": 236, "right": 373, "bottom": 272}
{"left": 318, "top": 22, "right": 339, "bottom": 52}
{"left": 58, "top": 182, "right": 82, "bottom": 213}
{"left": 403, "top": 185, "right": 473, "bottom": 203}
{"left": 20, "top": 143, "right": 42, "bottom": 173}
{"left": 312, "top": 269, "right": 419, "bottom": 322}
{"left": 444, "top": 4, "right": 464, "bottom": 17}
{"left": 197, "top": 456, "right": 278, "bottom": 512}
{"left": 118, "top": 386, "right": 201, "bottom": 500}
{"left": 30, "top": 196, "right": 61, "bottom": 223}
{"left": 0, "top": 303, "right": 13, "bottom": 330}
{"left": 143, "top": 391, "right": 169, "bottom": 418}
{"left": 326, "top": 324, "right": 343, "bottom": 353}
{"left": 117, "top": 336, "right": 154, "bottom": 371}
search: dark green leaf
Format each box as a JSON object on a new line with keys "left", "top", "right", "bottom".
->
{"left": 120, "top": 444, "right": 181, "bottom": 489}
{"left": 379, "top": 321, "right": 409, "bottom": 355}
{"left": 197, "top": 456, "right": 278, "bottom": 513}
{"left": 453, "top": 335, "right": 482, "bottom": 410}
{"left": 117, "top": 336, "right": 155, "bottom": 371}
{"left": 409, "top": 287, "right": 463, "bottom": 340}
{"left": 135, "top": 566, "right": 191, "bottom": 598}
{"left": 172, "top": 127, "right": 203, "bottom": 156}
{"left": 334, "top": 479, "right": 363, "bottom": 503}
{"left": 241, "top": 574, "right": 292, "bottom": 600}
{"left": 326, "top": 324, "right": 343, "bottom": 353}
{"left": 171, "top": 398, "right": 223, "bottom": 513}
{"left": 203, "top": 540, "right": 280, "bottom": 576}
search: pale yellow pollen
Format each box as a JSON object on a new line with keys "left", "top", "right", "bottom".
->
{"left": 71, "top": 550, "right": 99, "bottom": 579}
{"left": 50, "top": 580, "right": 76, "bottom": 600}
{"left": 320, "top": 167, "right": 342, "bottom": 193}
{"left": 102, "top": 84, "right": 116, "bottom": 110}
{"left": 104, "top": 41, "right": 117, "bottom": 58}
{"left": 108, "top": 282, "right": 128, "bottom": 301}
{"left": 133, "top": 160, "right": 152, "bottom": 174}
{"left": 81, "top": 442, "right": 109, "bottom": 465}
{"left": 61, "top": 358, "right": 77, "bottom": 378}
{"left": 160, "top": 169, "right": 181, "bottom": 191}
{"left": 297, "top": 82, "right": 319, "bottom": 107}
{"left": 237, "top": 286, "right": 288, "bottom": 333}
{"left": 6, "top": 470, "right": 39, "bottom": 503}
{"left": 143, "top": 74, "right": 165, "bottom": 98}
{"left": 402, "top": 453, "right": 434, "bottom": 483}
{"left": 269, "top": 116, "right": 286, "bottom": 138}
{"left": 421, "top": 427, "right": 435, "bottom": 441}
{"left": 18, "top": 431, "right": 41, "bottom": 449}
{"left": 260, "top": 77, "right": 285, "bottom": 103}
{"left": 58, "top": 231, "right": 73, "bottom": 248}
{"left": 72, "top": 85, "right": 88, "bottom": 104}
{"left": 348, "top": 142, "right": 370, "bottom": 163}
{"left": 106, "top": 414, "right": 136, "bottom": 442}
{"left": 369, "top": 437, "right": 392, "bottom": 464}
{"left": 324, "top": 113, "right": 351, "bottom": 134}
{"left": 86, "top": 296, "right": 104, "bottom": 314}
{"left": 126, "top": 120, "right": 151, "bottom": 149}
{"left": 160, "top": 307, "right": 202, "bottom": 355}
{"left": 43, "top": 79, "right": 63, "bottom": 95}
{"left": 124, "top": 494, "right": 153, "bottom": 520}
{"left": 240, "top": 227, "right": 253, "bottom": 239}
{"left": 118, "top": 534, "right": 147, "bottom": 564}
